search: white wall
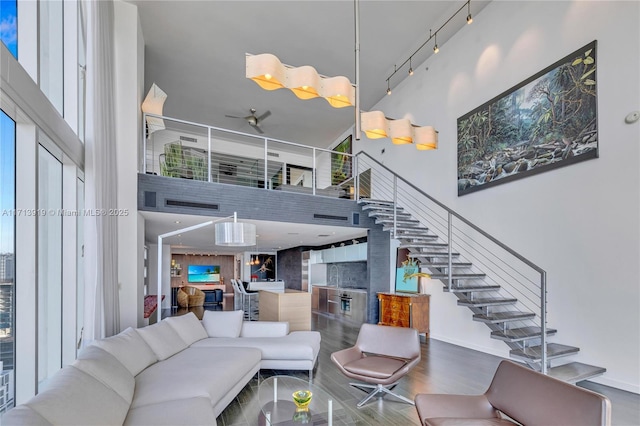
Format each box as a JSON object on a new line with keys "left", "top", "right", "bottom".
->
{"left": 356, "top": 1, "right": 639, "bottom": 393}
{"left": 114, "top": 0, "right": 145, "bottom": 329}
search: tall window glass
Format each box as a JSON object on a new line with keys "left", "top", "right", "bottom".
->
{"left": 0, "top": 110, "right": 15, "bottom": 412}
{"left": 39, "top": 0, "right": 64, "bottom": 114}
{"left": 37, "top": 145, "right": 62, "bottom": 389}
{"left": 0, "top": 0, "right": 18, "bottom": 58}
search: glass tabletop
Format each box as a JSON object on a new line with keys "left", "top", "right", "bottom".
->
{"left": 258, "top": 375, "right": 355, "bottom": 425}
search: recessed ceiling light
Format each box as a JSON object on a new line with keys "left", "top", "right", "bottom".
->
{"left": 175, "top": 221, "right": 181, "bottom": 224}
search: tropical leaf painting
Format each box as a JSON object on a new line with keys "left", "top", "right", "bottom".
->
{"left": 331, "top": 135, "right": 352, "bottom": 185}
{"left": 457, "top": 41, "right": 598, "bottom": 196}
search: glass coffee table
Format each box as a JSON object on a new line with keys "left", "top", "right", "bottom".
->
{"left": 258, "top": 375, "right": 356, "bottom": 425}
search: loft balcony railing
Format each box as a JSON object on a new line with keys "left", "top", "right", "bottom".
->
{"left": 142, "top": 113, "right": 356, "bottom": 199}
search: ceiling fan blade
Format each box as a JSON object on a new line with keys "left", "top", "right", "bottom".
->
{"left": 252, "top": 124, "right": 265, "bottom": 134}
{"left": 256, "top": 110, "right": 271, "bottom": 122}
{"left": 224, "top": 114, "right": 245, "bottom": 119}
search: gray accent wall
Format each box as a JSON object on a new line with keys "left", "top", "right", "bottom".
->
{"left": 367, "top": 226, "right": 391, "bottom": 324}
{"left": 138, "top": 174, "right": 378, "bottom": 229}
{"left": 277, "top": 247, "right": 303, "bottom": 290}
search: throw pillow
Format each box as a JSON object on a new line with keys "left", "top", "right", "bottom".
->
{"left": 202, "top": 310, "right": 243, "bottom": 338}
{"left": 165, "top": 312, "right": 208, "bottom": 346}
{"left": 136, "top": 320, "right": 189, "bottom": 360}
{"left": 91, "top": 327, "right": 158, "bottom": 376}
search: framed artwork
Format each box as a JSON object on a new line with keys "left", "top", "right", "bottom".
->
{"left": 395, "top": 248, "right": 419, "bottom": 293}
{"left": 457, "top": 40, "right": 598, "bottom": 196}
{"left": 331, "top": 135, "right": 352, "bottom": 185}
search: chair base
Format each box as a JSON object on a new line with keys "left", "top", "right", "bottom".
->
{"left": 349, "top": 382, "right": 415, "bottom": 408}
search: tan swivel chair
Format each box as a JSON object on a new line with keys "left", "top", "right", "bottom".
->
{"left": 331, "top": 323, "right": 421, "bottom": 408}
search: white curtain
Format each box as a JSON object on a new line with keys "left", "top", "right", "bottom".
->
{"left": 83, "top": 0, "right": 120, "bottom": 343}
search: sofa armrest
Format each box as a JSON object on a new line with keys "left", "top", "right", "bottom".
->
{"left": 240, "top": 321, "right": 289, "bottom": 337}
{"left": 414, "top": 394, "right": 500, "bottom": 423}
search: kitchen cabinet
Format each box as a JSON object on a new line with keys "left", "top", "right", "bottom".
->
{"left": 311, "top": 286, "right": 320, "bottom": 310}
{"left": 315, "top": 243, "right": 368, "bottom": 264}
{"left": 377, "top": 292, "right": 430, "bottom": 336}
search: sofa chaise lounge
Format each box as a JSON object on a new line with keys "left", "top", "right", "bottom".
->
{"left": 2, "top": 310, "right": 321, "bottom": 425}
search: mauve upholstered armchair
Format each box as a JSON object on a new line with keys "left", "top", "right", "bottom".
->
{"left": 414, "top": 360, "right": 611, "bottom": 426}
{"left": 331, "top": 323, "right": 421, "bottom": 408}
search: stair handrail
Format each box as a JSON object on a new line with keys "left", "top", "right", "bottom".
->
{"left": 355, "top": 150, "right": 549, "bottom": 374}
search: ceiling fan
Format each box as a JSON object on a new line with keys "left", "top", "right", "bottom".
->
{"left": 225, "top": 108, "right": 271, "bottom": 134}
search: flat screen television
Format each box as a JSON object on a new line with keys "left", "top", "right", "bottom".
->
{"left": 187, "top": 265, "right": 220, "bottom": 283}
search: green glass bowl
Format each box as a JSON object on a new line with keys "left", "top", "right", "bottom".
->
{"left": 292, "top": 390, "right": 312, "bottom": 409}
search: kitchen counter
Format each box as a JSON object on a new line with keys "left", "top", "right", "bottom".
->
{"left": 259, "top": 289, "right": 311, "bottom": 331}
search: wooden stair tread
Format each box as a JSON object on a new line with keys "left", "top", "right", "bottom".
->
{"left": 473, "top": 311, "right": 536, "bottom": 323}
{"left": 547, "top": 362, "right": 606, "bottom": 384}
{"left": 491, "top": 326, "right": 557, "bottom": 342}
{"left": 444, "top": 284, "right": 501, "bottom": 293}
{"left": 458, "top": 297, "right": 517, "bottom": 307}
{"left": 510, "top": 343, "right": 579, "bottom": 362}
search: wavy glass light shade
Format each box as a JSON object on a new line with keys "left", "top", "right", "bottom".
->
{"left": 246, "top": 53, "right": 286, "bottom": 91}
{"left": 415, "top": 126, "right": 438, "bottom": 150}
{"left": 321, "top": 76, "right": 355, "bottom": 108}
{"left": 288, "top": 66, "right": 321, "bottom": 100}
{"left": 388, "top": 118, "right": 414, "bottom": 145}
{"left": 361, "top": 111, "right": 388, "bottom": 139}
{"left": 246, "top": 53, "right": 354, "bottom": 108}
{"left": 361, "top": 111, "right": 438, "bottom": 150}
{"left": 214, "top": 222, "right": 257, "bottom": 246}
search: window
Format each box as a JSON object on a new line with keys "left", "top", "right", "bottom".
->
{"left": 39, "top": 0, "right": 63, "bottom": 114}
{"left": 0, "top": 0, "right": 17, "bottom": 59}
{"left": 0, "top": 110, "right": 15, "bottom": 412}
{"left": 37, "top": 145, "right": 62, "bottom": 389}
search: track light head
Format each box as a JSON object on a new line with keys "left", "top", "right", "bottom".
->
{"left": 408, "top": 67, "right": 414, "bottom": 76}
{"left": 467, "top": 14, "right": 473, "bottom": 24}
{"left": 386, "top": 87, "right": 392, "bottom": 95}
{"left": 433, "top": 44, "right": 439, "bottom": 54}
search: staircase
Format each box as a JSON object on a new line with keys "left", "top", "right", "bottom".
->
{"left": 354, "top": 153, "right": 605, "bottom": 383}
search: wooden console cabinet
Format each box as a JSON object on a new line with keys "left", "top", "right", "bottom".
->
{"left": 377, "top": 292, "right": 430, "bottom": 336}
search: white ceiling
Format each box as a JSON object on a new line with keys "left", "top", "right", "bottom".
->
{"left": 130, "top": 0, "right": 490, "bottom": 253}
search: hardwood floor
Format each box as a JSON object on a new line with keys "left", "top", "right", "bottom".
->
{"left": 204, "top": 312, "right": 639, "bottom": 425}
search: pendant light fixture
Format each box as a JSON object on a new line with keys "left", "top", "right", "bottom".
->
{"left": 246, "top": 53, "right": 355, "bottom": 108}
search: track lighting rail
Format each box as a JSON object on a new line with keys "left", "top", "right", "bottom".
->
{"left": 385, "top": 0, "right": 472, "bottom": 89}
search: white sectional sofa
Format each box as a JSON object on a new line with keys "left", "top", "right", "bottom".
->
{"left": 2, "top": 310, "right": 321, "bottom": 426}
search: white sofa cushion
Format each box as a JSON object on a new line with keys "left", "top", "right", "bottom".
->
{"left": 124, "top": 397, "right": 216, "bottom": 426}
{"left": 131, "top": 347, "right": 261, "bottom": 409}
{"left": 23, "top": 366, "right": 130, "bottom": 425}
{"left": 92, "top": 327, "right": 158, "bottom": 376}
{"left": 137, "top": 320, "right": 189, "bottom": 361}
{"left": 202, "top": 310, "right": 243, "bottom": 338}
{"left": 0, "top": 406, "right": 52, "bottom": 425}
{"left": 191, "top": 331, "right": 321, "bottom": 361}
{"left": 73, "top": 345, "right": 135, "bottom": 403}
{"left": 165, "top": 312, "right": 208, "bottom": 346}
{"left": 240, "top": 321, "right": 289, "bottom": 337}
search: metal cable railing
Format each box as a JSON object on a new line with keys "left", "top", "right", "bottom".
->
{"left": 142, "top": 113, "right": 356, "bottom": 199}
{"left": 354, "top": 151, "right": 549, "bottom": 373}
